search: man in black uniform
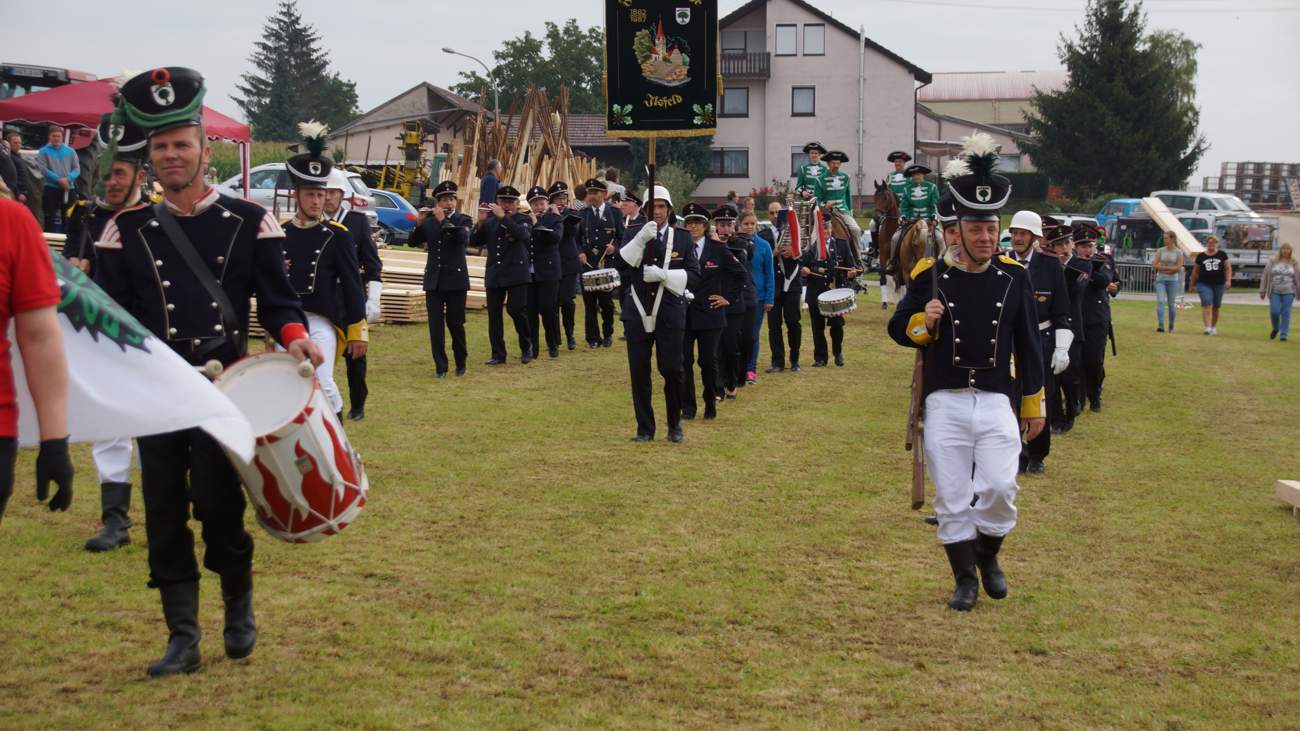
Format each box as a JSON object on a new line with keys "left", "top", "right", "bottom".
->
{"left": 765, "top": 203, "right": 803, "bottom": 373}
{"left": 281, "top": 124, "right": 369, "bottom": 423}
{"left": 1052, "top": 229, "right": 1090, "bottom": 433}
{"left": 525, "top": 185, "right": 564, "bottom": 358}
{"left": 323, "top": 169, "right": 382, "bottom": 420}
{"left": 473, "top": 184, "right": 533, "bottom": 365}
{"left": 95, "top": 68, "right": 323, "bottom": 676}
{"left": 614, "top": 185, "right": 700, "bottom": 442}
{"left": 1072, "top": 223, "right": 1115, "bottom": 413}
{"left": 620, "top": 190, "right": 645, "bottom": 229}
{"left": 1007, "top": 211, "right": 1072, "bottom": 474}
{"left": 887, "top": 134, "right": 1045, "bottom": 611}
{"left": 680, "top": 202, "right": 741, "bottom": 420}
{"left": 65, "top": 113, "right": 150, "bottom": 553}
{"left": 411, "top": 181, "right": 472, "bottom": 377}
{"left": 714, "top": 203, "right": 752, "bottom": 397}
{"left": 578, "top": 178, "right": 624, "bottom": 347}
{"left": 549, "top": 181, "right": 582, "bottom": 350}
{"left": 802, "top": 211, "right": 858, "bottom": 367}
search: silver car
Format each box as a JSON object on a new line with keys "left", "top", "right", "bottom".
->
{"left": 220, "top": 163, "right": 378, "bottom": 228}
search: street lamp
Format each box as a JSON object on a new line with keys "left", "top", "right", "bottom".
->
{"left": 443, "top": 47, "right": 499, "bottom": 122}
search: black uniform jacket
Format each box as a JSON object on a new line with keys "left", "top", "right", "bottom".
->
{"left": 64, "top": 199, "right": 147, "bottom": 275}
{"left": 686, "top": 236, "right": 744, "bottom": 330}
{"left": 801, "top": 237, "right": 856, "bottom": 303}
{"left": 1061, "top": 254, "right": 1091, "bottom": 339}
{"left": 580, "top": 204, "right": 625, "bottom": 269}
{"left": 557, "top": 207, "right": 584, "bottom": 276}
{"left": 338, "top": 209, "right": 382, "bottom": 283}
{"left": 1020, "top": 249, "right": 1072, "bottom": 341}
{"left": 474, "top": 211, "right": 533, "bottom": 289}
{"left": 410, "top": 211, "right": 472, "bottom": 292}
{"left": 95, "top": 191, "right": 306, "bottom": 365}
{"left": 613, "top": 222, "right": 702, "bottom": 333}
{"left": 1081, "top": 254, "right": 1115, "bottom": 328}
{"left": 283, "top": 218, "right": 366, "bottom": 336}
{"left": 762, "top": 226, "right": 803, "bottom": 294}
{"left": 888, "top": 252, "right": 1046, "bottom": 418}
{"left": 530, "top": 211, "right": 564, "bottom": 282}
{"left": 719, "top": 236, "right": 751, "bottom": 315}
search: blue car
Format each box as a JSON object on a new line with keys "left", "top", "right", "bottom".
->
{"left": 369, "top": 189, "right": 419, "bottom": 244}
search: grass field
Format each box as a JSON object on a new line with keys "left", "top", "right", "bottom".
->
{"left": 2, "top": 294, "right": 1298, "bottom": 729}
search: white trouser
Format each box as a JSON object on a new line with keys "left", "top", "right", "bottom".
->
{"left": 278, "top": 312, "right": 342, "bottom": 413}
{"left": 923, "top": 389, "right": 1021, "bottom": 544}
{"left": 92, "top": 437, "right": 134, "bottom": 484}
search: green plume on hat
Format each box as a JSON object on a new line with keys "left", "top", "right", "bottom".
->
{"left": 297, "top": 120, "right": 329, "bottom": 158}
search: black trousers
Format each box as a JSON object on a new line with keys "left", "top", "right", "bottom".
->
{"left": 1055, "top": 339, "right": 1084, "bottom": 423}
{"left": 767, "top": 289, "right": 802, "bottom": 367}
{"left": 42, "top": 186, "right": 67, "bottom": 233}
{"left": 583, "top": 289, "right": 615, "bottom": 344}
{"left": 1022, "top": 340, "right": 1056, "bottom": 464}
{"left": 0, "top": 437, "right": 17, "bottom": 522}
{"left": 681, "top": 326, "right": 721, "bottom": 416}
{"left": 486, "top": 284, "right": 531, "bottom": 361}
{"left": 807, "top": 304, "right": 844, "bottom": 363}
{"left": 626, "top": 325, "right": 685, "bottom": 437}
{"left": 1083, "top": 323, "right": 1108, "bottom": 405}
{"left": 344, "top": 352, "right": 367, "bottom": 411}
{"left": 137, "top": 428, "right": 253, "bottom": 588}
{"left": 559, "top": 272, "right": 579, "bottom": 340}
{"left": 718, "top": 312, "right": 745, "bottom": 391}
{"left": 426, "top": 290, "right": 468, "bottom": 372}
{"left": 528, "top": 278, "right": 562, "bottom": 352}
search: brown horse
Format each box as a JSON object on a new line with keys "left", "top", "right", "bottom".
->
{"left": 872, "top": 182, "right": 901, "bottom": 308}
{"left": 892, "top": 218, "right": 933, "bottom": 290}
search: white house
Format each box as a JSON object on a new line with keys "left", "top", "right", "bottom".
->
{"left": 695, "top": 0, "right": 930, "bottom": 206}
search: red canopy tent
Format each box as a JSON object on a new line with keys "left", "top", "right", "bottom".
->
{"left": 0, "top": 79, "right": 253, "bottom": 192}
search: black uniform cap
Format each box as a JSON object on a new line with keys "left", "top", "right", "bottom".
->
{"left": 432, "top": 180, "right": 458, "bottom": 198}
{"left": 887, "top": 150, "right": 912, "bottom": 163}
{"left": 712, "top": 203, "right": 739, "bottom": 221}
{"left": 546, "top": 181, "right": 569, "bottom": 199}
{"left": 117, "top": 67, "right": 206, "bottom": 136}
{"left": 96, "top": 112, "right": 147, "bottom": 161}
{"left": 526, "top": 185, "right": 549, "bottom": 202}
{"left": 621, "top": 190, "right": 642, "bottom": 207}
{"left": 904, "top": 164, "right": 931, "bottom": 177}
{"left": 496, "top": 185, "right": 521, "bottom": 200}
{"left": 823, "top": 150, "right": 849, "bottom": 163}
{"left": 1071, "top": 222, "right": 1100, "bottom": 243}
{"left": 681, "top": 202, "right": 711, "bottom": 221}
{"left": 802, "top": 141, "right": 828, "bottom": 154}
{"left": 583, "top": 178, "right": 607, "bottom": 192}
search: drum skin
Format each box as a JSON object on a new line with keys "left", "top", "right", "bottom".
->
{"left": 816, "top": 287, "right": 858, "bottom": 318}
{"left": 582, "top": 268, "right": 621, "bottom": 292}
{"left": 214, "top": 353, "right": 369, "bottom": 543}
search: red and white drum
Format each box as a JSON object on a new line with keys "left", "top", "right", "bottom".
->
{"left": 213, "top": 353, "right": 368, "bottom": 543}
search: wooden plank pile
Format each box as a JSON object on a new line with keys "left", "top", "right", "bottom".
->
{"left": 440, "top": 86, "right": 599, "bottom": 216}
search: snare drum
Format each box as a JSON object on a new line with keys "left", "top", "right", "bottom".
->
{"left": 817, "top": 287, "right": 857, "bottom": 318}
{"left": 581, "top": 268, "right": 621, "bottom": 293}
{"left": 213, "top": 353, "right": 369, "bottom": 543}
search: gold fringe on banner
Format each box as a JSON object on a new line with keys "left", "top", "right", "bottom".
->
{"left": 606, "top": 128, "right": 717, "bottom": 139}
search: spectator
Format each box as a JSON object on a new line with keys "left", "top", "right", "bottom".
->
{"left": 479, "top": 159, "right": 501, "bottom": 207}
{"left": 1188, "top": 235, "right": 1231, "bottom": 335}
{"left": 741, "top": 197, "right": 756, "bottom": 216}
{"left": 36, "top": 127, "right": 79, "bottom": 233}
{"left": 740, "top": 211, "right": 773, "bottom": 382}
{"left": 1260, "top": 242, "right": 1296, "bottom": 342}
{"left": 726, "top": 190, "right": 739, "bottom": 205}
{"left": 204, "top": 166, "right": 220, "bottom": 185}
{"left": 0, "top": 137, "right": 17, "bottom": 201}
{"left": 0, "top": 197, "right": 75, "bottom": 526}
{"left": 604, "top": 167, "right": 626, "bottom": 199}
{"left": 4, "top": 132, "right": 28, "bottom": 204}
{"left": 1151, "top": 230, "right": 1184, "bottom": 332}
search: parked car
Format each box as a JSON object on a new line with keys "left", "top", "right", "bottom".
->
{"left": 369, "top": 189, "right": 419, "bottom": 244}
{"left": 1095, "top": 198, "right": 1142, "bottom": 229}
{"left": 219, "top": 163, "right": 378, "bottom": 229}
{"left": 1150, "top": 190, "right": 1259, "bottom": 218}
{"left": 1054, "top": 213, "right": 1099, "bottom": 231}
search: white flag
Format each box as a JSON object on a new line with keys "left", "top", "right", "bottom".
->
{"left": 12, "top": 254, "right": 255, "bottom": 462}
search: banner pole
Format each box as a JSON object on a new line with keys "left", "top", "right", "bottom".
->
{"left": 644, "top": 135, "right": 658, "bottom": 303}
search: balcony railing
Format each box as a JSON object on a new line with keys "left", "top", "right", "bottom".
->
{"left": 721, "top": 51, "right": 770, "bottom": 79}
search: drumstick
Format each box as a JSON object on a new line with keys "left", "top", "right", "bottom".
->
{"left": 196, "top": 360, "right": 224, "bottom": 380}
{"left": 297, "top": 360, "right": 315, "bottom": 378}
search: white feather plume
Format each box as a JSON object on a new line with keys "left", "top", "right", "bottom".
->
{"left": 297, "top": 120, "right": 329, "bottom": 141}
{"left": 942, "top": 158, "right": 971, "bottom": 180}
{"left": 111, "top": 69, "right": 138, "bottom": 90}
{"left": 959, "top": 132, "right": 999, "bottom": 158}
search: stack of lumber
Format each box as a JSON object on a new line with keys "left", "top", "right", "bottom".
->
{"left": 440, "top": 86, "right": 600, "bottom": 216}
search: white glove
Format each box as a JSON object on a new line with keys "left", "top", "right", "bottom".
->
{"left": 365, "top": 281, "right": 383, "bottom": 323}
{"left": 663, "top": 269, "right": 688, "bottom": 296}
{"left": 1051, "top": 328, "right": 1074, "bottom": 375}
{"left": 642, "top": 264, "right": 667, "bottom": 283}
{"left": 620, "top": 220, "right": 659, "bottom": 267}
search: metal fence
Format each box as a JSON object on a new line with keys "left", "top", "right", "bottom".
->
{"left": 1116, "top": 262, "right": 1156, "bottom": 294}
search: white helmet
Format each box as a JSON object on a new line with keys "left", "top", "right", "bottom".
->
{"left": 651, "top": 184, "right": 672, "bottom": 207}
{"left": 1008, "top": 210, "right": 1043, "bottom": 238}
{"left": 324, "top": 168, "right": 350, "bottom": 193}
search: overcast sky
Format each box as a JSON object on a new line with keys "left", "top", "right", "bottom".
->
{"left": 7, "top": 0, "right": 1297, "bottom": 185}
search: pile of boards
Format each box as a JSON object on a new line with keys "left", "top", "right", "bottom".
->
{"left": 439, "top": 86, "right": 600, "bottom": 216}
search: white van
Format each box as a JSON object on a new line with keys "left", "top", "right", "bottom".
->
{"left": 1151, "top": 190, "right": 1258, "bottom": 218}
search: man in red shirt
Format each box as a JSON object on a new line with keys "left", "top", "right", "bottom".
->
{"left": 0, "top": 197, "right": 74, "bottom": 525}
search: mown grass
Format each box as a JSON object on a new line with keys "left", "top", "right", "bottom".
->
{"left": 2, "top": 296, "right": 1298, "bottom": 729}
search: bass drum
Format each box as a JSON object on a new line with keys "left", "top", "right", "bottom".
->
{"left": 213, "top": 353, "right": 369, "bottom": 543}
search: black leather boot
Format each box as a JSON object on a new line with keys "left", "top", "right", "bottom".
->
{"left": 147, "top": 582, "right": 201, "bottom": 677}
{"left": 943, "top": 540, "right": 980, "bottom": 611}
{"left": 221, "top": 570, "right": 257, "bottom": 660}
{"left": 976, "top": 533, "right": 1008, "bottom": 599}
{"left": 85, "top": 482, "right": 132, "bottom": 552}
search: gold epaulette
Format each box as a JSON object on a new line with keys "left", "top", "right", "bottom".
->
{"left": 910, "top": 256, "right": 935, "bottom": 280}
{"left": 998, "top": 254, "right": 1025, "bottom": 269}
{"left": 328, "top": 220, "right": 349, "bottom": 232}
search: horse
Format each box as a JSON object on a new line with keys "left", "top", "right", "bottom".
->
{"left": 872, "top": 182, "right": 901, "bottom": 308}
{"left": 890, "top": 218, "right": 934, "bottom": 292}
